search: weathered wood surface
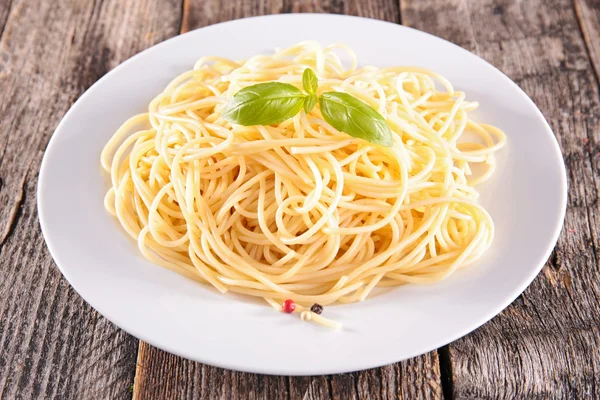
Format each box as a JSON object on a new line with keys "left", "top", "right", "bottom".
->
{"left": 403, "top": 0, "right": 600, "bottom": 398}
{"left": 0, "top": 0, "right": 180, "bottom": 398}
{"left": 0, "top": 0, "right": 598, "bottom": 399}
{"left": 133, "top": 342, "right": 442, "bottom": 400}
{"left": 135, "top": 1, "right": 440, "bottom": 399}
{"left": 575, "top": 0, "right": 600, "bottom": 82}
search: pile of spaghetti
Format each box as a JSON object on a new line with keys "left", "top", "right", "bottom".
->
{"left": 101, "top": 42, "right": 506, "bottom": 328}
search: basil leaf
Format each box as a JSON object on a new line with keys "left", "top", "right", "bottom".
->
{"left": 302, "top": 68, "right": 318, "bottom": 94}
{"left": 319, "top": 92, "right": 393, "bottom": 146}
{"left": 222, "top": 82, "right": 305, "bottom": 126}
{"left": 304, "top": 94, "right": 317, "bottom": 113}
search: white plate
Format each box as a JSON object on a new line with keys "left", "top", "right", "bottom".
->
{"left": 38, "top": 14, "right": 567, "bottom": 375}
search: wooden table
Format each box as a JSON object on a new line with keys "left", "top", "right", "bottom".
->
{"left": 1, "top": 0, "right": 599, "bottom": 398}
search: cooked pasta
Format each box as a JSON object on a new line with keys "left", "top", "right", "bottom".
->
{"left": 101, "top": 42, "right": 506, "bottom": 328}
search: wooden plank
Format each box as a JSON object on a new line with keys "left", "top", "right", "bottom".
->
{"left": 133, "top": 342, "right": 289, "bottom": 400}
{"left": 281, "top": 0, "right": 400, "bottom": 22}
{"left": 180, "top": 0, "right": 283, "bottom": 33}
{"left": 134, "top": 1, "right": 442, "bottom": 399}
{"left": 179, "top": 0, "right": 400, "bottom": 32}
{"left": 0, "top": 0, "right": 182, "bottom": 398}
{"left": 0, "top": 0, "right": 13, "bottom": 38}
{"left": 402, "top": 0, "right": 600, "bottom": 398}
{"left": 135, "top": 343, "right": 442, "bottom": 400}
{"left": 574, "top": 0, "right": 600, "bottom": 82}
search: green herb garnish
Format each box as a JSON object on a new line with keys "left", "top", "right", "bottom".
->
{"left": 222, "top": 68, "right": 393, "bottom": 146}
{"left": 221, "top": 82, "right": 306, "bottom": 126}
{"left": 319, "top": 92, "right": 392, "bottom": 147}
{"left": 303, "top": 94, "right": 317, "bottom": 114}
{"left": 302, "top": 68, "right": 318, "bottom": 94}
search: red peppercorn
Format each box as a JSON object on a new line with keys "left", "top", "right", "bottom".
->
{"left": 282, "top": 299, "right": 296, "bottom": 313}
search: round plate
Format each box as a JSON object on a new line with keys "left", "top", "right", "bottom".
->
{"left": 38, "top": 14, "right": 567, "bottom": 375}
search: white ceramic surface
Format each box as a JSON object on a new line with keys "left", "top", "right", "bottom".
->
{"left": 38, "top": 14, "right": 567, "bottom": 375}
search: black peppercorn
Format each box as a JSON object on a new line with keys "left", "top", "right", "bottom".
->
{"left": 310, "top": 303, "right": 323, "bottom": 315}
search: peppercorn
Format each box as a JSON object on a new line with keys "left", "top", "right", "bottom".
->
{"left": 310, "top": 303, "right": 323, "bottom": 315}
{"left": 282, "top": 299, "right": 296, "bottom": 313}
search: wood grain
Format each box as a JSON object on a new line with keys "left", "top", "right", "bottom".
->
{"left": 133, "top": 1, "right": 440, "bottom": 399}
{"left": 134, "top": 342, "right": 442, "bottom": 400}
{"left": 281, "top": 0, "right": 400, "bottom": 22}
{"left": 2, "top": 0, "right": 599, "bottom": 398}
{"left": 403, "top": 0, "right": 600, "bottom": 397}
{"left": 180, "top": 0, "right": 284, "bottom": 33}
{"left": 179, "top": 0, "right": 400, "bottom": 32}
{"left": 134, "top": 342, "right": 289, "bottom": 400}
{"left": 0, "top": 0, "right": 13, "bottom": 40}
{"left": 0, "top": 0, "right": 181, "bottom": 398}
{"left": 574, "top": 0, "right": 600, "bottom": 82}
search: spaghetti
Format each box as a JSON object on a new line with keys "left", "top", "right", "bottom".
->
{"left": 101, "top": 42, "right": 506, "bottom": 328}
